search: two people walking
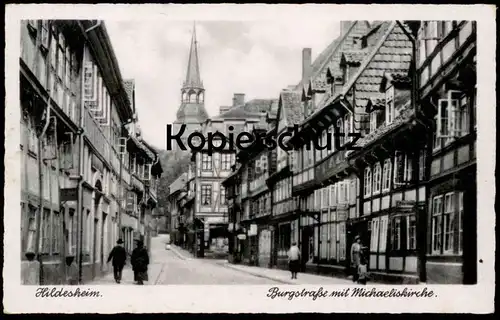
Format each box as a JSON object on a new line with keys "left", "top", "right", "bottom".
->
{"left": 107, "top": 238, "right": 150, "bottom": 285}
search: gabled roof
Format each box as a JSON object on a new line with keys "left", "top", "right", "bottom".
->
{"left": 338, "top": 21, "right": 412, "bottom": 109}
{"left": 297, "top": 21, "right": 372, "bottom": 94}
{"left": 169, "top": 173, "right": 187, "bottom": 196}
{"left": 277, "top": 90, "right": 302, "bottom": 130}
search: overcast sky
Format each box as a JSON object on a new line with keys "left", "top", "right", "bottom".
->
{"left": 106, "top": 20, "right": 340, "bottom": 150}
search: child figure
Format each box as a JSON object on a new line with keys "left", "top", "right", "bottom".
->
{"left": 357, "top": 256, "right": 369, "bottom": 285}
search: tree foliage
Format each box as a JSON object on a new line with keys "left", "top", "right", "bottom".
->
{"left": 156, "top": 149, "right": 191, "bottom": 212}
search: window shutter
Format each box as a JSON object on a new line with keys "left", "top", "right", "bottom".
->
{"left": 270, "top": 149, "right": 277, "bottom": 173}
{"left": 436, "top": 98, "right": 447, "bottom": 138}
{"left": 247, "top": 164, "right": 253, "bottom": 182}
{"left": 143, "top": 164, "right": 152, "bottom": 181}
{"left": 255, "top": 159, "right": 261, "bottom": 174}
{"left": 394, "top": 151, "right": 405, "bottom": 185}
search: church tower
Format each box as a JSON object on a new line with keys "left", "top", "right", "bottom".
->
{"left": 172, "top": 23, "right": 209, "bottom": 152}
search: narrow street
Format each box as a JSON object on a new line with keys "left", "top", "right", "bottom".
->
{"left": 90, "top": 235, "right": 279, "bottom": 285}
{"left": 90, "top": 235, "right": 353, "bottom": 285}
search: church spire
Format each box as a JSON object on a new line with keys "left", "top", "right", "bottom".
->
{"left": 184, "top": 22, "right": 203, "bottom": 89}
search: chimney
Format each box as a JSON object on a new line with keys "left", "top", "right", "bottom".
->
{"left": 302, "top": 48, "right": 312, "bottom": 81}
{"left": 340, "top": 21, "right": 353, "bottom": 37}
{"left": 232, "top": 93, "right": 245, "bottom": 107}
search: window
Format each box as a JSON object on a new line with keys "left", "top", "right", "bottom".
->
{"left": 52, "top": 211, "right": 61, "bottom": 254}
{"left": 344, "top": 114, "right": 351, "bottom": 142}
{"left": 382, "top": 159, "right": 391, "bottom": 191}
{"left": 364, "top": 167, "right": 372, "bottom": 196}
{"left": 322, "top": 188, "right": 329, "bottom": 208}
{"left": 337, "top": 118, "right": 344, "bottom": 146}
{"left": 458, "top": 191, "right": 464, "bottom": 254}
{"left": 220, "top": 187, "right": 227, "bottom": 205}
{"left": 394, "top": 151, "right": 413, "bottom": 185}
{"left": 436, "top": 90, "right": 467, "bottom": 146}
{"left": 407, "top": 215, "right": 417, "bottom": 250}
{"left": 379, "top": 216, "right": 388, "bottom": 252}
{"left": 370, "top": 112, "right": 377, "bottom": 133}
{"left": 25, "top": 206, "right": 37, "bottom": 253}
{"left": 330, "top": 184, "right": 337, "bottom": 206}
{"left": 419, "top": 149, "right": 426, "bottom": 181}
{"left": 221, "top": 153, "right": 232, "bottom": 171}
{"left": 65, "top": 47, "right": 71, "bottom": 89}
{"left": 431, "top": 195, "right": 443, "bottom": 254}
{"left": 373, "top": 163, "right": 382, "bottom": 194}
{"left": 41, "top": 209, "right": 51, "bottom": 254}
{"left": 370, "top": 218, "right": 379, "bottom": 251}
{"left": 385, "top": 86, "right": 395, "bottom": 124}
{"left": 58, "top": 46, "right": 65, "bottom": 81}
{"left": 261, "top": 154, "right": 268, "bottom": 174}
{"left": 443, "top": 192, "right": 455, "bottom": 253}
{"left": 202, "top": 153, "right": 212, "bottom": 171}
{"left": 201, "top": 184, "right": 212, "bottom": 206}
{"left": 391, "top": 217, "right": 401, "bottom": 250}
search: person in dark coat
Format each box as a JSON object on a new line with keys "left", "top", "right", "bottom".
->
{"left": 107, "top": 239, "right": 127, "bottom": 284}
{"left": 131, "top": 239, "right": 149, "bottom": 285}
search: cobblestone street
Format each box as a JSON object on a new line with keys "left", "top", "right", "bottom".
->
{"left": 89, "top": 235, "right": 353, "bottom": 285}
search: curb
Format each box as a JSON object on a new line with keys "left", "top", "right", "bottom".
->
{"left": 220, "top": 262, "right": 293, "bottom": 285}
{"left": 170, "top": 246, "right": 192, "bottom": 261}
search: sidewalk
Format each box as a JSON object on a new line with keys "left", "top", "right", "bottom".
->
{"left": 88, "top": 263, "right": 164, "bottom": 285}
{"left": 218, "top": 262, "right": 353, "bottom": 285}
{"left": 171, "top": 245, "right": 352, "bottom": 285}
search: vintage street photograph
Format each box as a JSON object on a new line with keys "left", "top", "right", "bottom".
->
{"left": 4, "top": 3, "right": 495, "bottom": 314}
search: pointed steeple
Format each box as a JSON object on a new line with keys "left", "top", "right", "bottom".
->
{"left": 183, "top": 22, "right": 203, "bottom": 89}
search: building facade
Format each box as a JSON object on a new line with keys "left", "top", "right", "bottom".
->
{"left": 20, "top": 20, "right": 161, "bottom": 285}
{"left": 219, "top": 20, "right": 477, "bottom": 284}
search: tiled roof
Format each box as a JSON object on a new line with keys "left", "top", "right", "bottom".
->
{"left": 354, "top": 100, "right": 413, "bottom": 149}
{"left": 243, "top": 99, "right": 277, "bottom": 114}
{"left": 213, "top": 99, "right": 276, "bottom": 120}
{"left": 342, "top": 51, "right": 368, "bottom": 65}
{"left": 169, "top": 173, "right": 187, "bottom": 195}
{"left": 381, "top": 72, "right": 411, "bottom": 90}
{"left": 123, "top": 79, "right": 135, "bottom": 108}
{"left": 341, "top": 21, "right": 413, "bottom": 109}
{"left": 280, "top": 90, "right": 303, "bottom": 126}
{"left": 369, "top": 97, "right": 386, "bottom": 109}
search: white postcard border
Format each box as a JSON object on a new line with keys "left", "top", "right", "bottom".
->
{"left": 4, "top": 4, "right": 496, "bottom": 314}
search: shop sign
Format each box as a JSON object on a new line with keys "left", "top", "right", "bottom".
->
{"left": 248, "top": 224, "right": 258, "bottom": 236}
{"left": 315, "top": 151, "right": 347, "bottom": 182}
{"left": 60, "top": 188, "right": 78, "bottom": 202}
{"left": 237, "top": 234, "right": 247, "bottom": 240}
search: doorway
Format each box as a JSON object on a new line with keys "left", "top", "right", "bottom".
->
{"left": 101, "top": 213, "right": 107, "bottom": 272}
{"left": 301, "top": 226, "right": 313, "bottom": 272}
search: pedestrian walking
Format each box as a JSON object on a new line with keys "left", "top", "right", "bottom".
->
{"left": 107, "top": 239, "right": 127, "bottom": 284}
{"left": 350, "top": 235, "right": 362, "bottom": 282}
{"left": 131, "top": 239, "right": 149, "bottom": 285}
{"left": 287, "top": 242, "right": 301, "bottom": 280}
